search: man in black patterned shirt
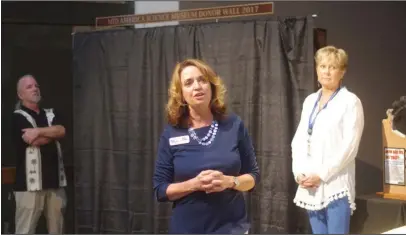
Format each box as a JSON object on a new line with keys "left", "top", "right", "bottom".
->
{"left": 12, "top": 74, "right": 67, "bottom": 234}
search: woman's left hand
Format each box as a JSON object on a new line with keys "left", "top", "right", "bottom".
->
{"left": 202, "top": 171, "right": 234, "bottom": 193}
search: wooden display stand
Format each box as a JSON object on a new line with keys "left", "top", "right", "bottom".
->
{"left": 2, "top": 167, "right": 16, "bottom": 185}
{"left": 376, "top": 115, "right": 406, "bottom": 200}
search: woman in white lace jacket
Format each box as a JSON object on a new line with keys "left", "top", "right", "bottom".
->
{"left": 291, "top": 46, "right": 365, "bottom": 234}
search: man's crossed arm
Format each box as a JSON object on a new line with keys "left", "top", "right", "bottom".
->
{"left": 22, "top": 125, "right": 65, "bottom": 146}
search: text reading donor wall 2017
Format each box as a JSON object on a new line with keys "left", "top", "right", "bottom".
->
{"left": 95, "top": 2, "right": 274, "bottom": 28}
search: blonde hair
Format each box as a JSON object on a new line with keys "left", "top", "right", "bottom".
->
{"left": 315, "top": 46, "right": 348, "bottom": 70}
{"left": 166, "top": 59, "right": 227, "bottom": 127}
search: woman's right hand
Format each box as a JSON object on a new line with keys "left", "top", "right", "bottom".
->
{"left": 297, "top": 174, "right": 312, "bottom": 189}
{"left": 165, "top": 170, "right": 216, "bottom": 201}
{"left": 191, "top": 170, "right": 215, "bottom": 191}
{"left": 297, "top": 173, "right": 320, "bottom": 189}
{"left": 296, "top": 174, "right": 307, "bottom": 185}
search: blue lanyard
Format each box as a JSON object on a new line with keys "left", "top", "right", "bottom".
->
{"left": 307, "top": 87, "right": 341, "bottom": 136}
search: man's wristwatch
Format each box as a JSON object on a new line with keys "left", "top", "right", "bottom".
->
{"left": 232, "top": 176, "right": 240, "bottom": 189}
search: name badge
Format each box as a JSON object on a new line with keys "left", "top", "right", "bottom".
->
{"left": 169, "top": 135, "right": 190, "bottom": 146}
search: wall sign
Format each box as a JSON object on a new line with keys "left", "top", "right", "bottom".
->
{"left": 95, "top": 2, "right": 274, "bottom": 28}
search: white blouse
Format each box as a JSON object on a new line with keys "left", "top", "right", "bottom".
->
{"left": 291, "top": 87, "right": 364, "bottom": 214}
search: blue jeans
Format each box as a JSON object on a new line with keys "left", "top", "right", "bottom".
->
{"left": 307, "top": 196, "right": 351, "bottom": 234}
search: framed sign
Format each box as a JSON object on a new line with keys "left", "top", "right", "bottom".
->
{"left": 384, "top": 147, "right": 406, "bottom": 186}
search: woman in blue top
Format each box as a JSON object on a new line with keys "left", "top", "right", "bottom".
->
{"left": 153, "top": 58, "right": 260, "bottom": 234}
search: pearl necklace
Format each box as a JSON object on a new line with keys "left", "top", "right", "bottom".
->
{"left": 188, "top": 120, "right": 219, "bottom": 146}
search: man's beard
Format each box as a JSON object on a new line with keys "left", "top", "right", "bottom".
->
{"left": 32, "top": 95, "right": 42, "bottom": 103}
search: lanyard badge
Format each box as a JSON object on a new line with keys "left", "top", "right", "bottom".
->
{"left": 307, "top": 87, "right": 341, "bottom": 155}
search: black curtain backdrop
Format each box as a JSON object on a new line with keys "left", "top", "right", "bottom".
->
{"left": 72, "top": 16, "right": 314, "bottom": 233}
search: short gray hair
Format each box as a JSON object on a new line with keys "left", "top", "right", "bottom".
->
{"left": 15, "top": 74, "right": 35, "bottom": 110}
{"left": 16, "top": 74, "right": 35, "bottom": 93}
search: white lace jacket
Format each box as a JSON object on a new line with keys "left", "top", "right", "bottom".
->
{"left": 291, "top": 87, "right": 364, "bottom": 214}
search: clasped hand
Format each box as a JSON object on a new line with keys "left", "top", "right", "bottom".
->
{"left": 297, "top": 173, "right": 321, "bottom": 189}
{"left": 194, "top": 170, "right": 233, "bottom": 194}
{"left": 22, "top": 128, "right": 40, "bottom": 145}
